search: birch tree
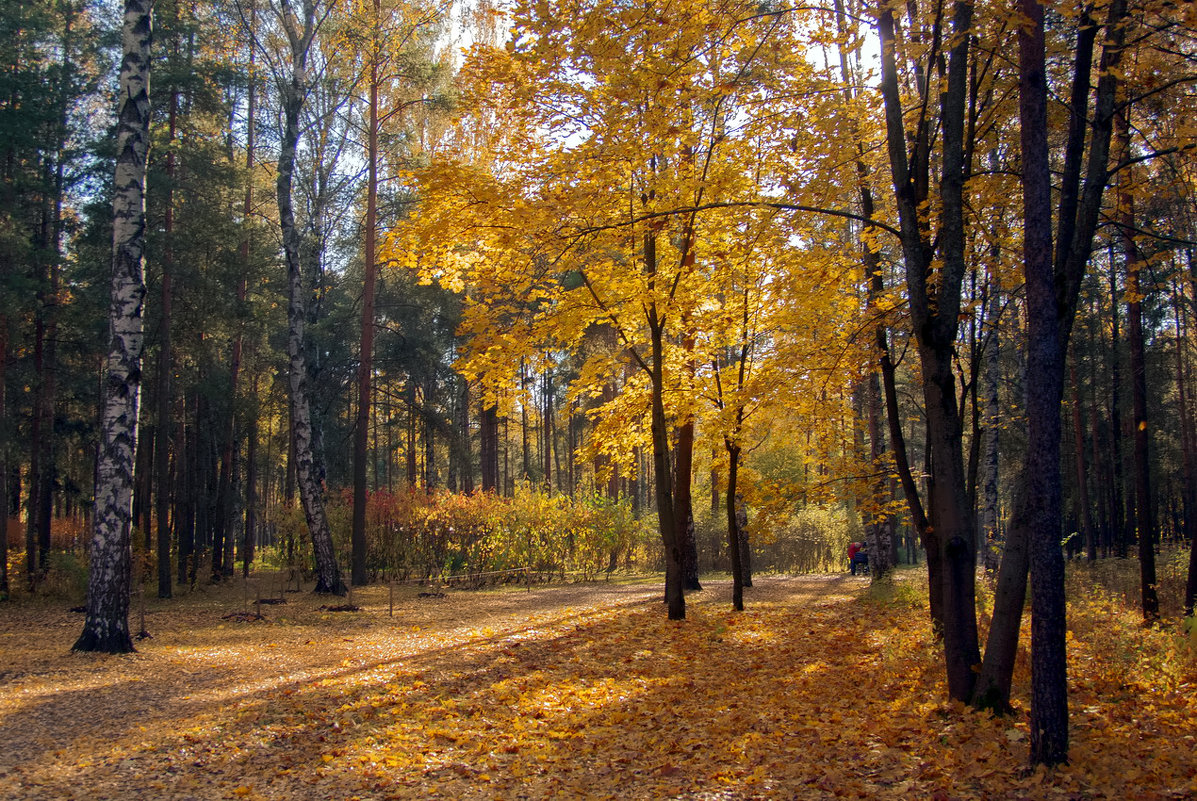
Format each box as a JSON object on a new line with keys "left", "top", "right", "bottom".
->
{"left": 269, "top": 0, "right": 346, "bottom": 595}
{"left": 74, "top": 0, "right": 153, "bottom": 653}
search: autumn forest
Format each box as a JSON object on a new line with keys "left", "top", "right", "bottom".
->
{"left": 2, "top": 0, "right": 1196, "bottom": 795}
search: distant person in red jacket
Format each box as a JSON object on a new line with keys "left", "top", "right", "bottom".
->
{"left": 848, "top": 541, "right": 860, "bottom": 575}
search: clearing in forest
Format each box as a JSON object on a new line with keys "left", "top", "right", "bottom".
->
{"left": 0, "top": 567, "right": 1194, "bottom": 800}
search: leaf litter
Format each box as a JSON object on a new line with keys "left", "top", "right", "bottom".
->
{"left": 0, "top": 571, "right": 1194, "bottom": 799}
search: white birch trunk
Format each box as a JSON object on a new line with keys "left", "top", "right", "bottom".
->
{"left": 275, "top": 0, "right": 345, "bottom": 596}
{"left": 74, "top": 0, "right": 152, "bottom": 653}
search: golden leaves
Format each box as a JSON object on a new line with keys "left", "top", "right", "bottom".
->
{"left": 3, "top": 566, "right": 1197, "bottom": 798}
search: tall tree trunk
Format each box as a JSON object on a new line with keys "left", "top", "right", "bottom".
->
{"left": 1016, "top": 0, "right": 1069, "bottom": 762}
{"left": 1071, "top": 360, "right": 1096, "bottom": 561}
{"left": 27, "top": 7, "right": 75, "bottom": 577}
{"left": 481, "top": 403, "right": 499, "bottom": 492}
{"left": 424, "top": 376, "right": 436, "bottom": 489}
{"left": 277, "top": 0, "right": 345, "bottom": 596}
{"left": 1120, "top": 107, "right": 1159, "bottom": 622}
{"left": 980, "top": 287, "right": 1001, "bottom": 571}
{"left": 458, "top": 379, "right": 473, "bottom": 493}
{"left": 1184, "top": 258, "right": 1197, "bottom": 615}
{"left": 1088, "top": 352, "right": 1112, "bottom": 557}
{"left": 645, "top": 232, "right": 684, "bottom": 620}
{"left": 975, "top": 0, "right": 1125, "bottom": 727}
{"left": 725, "top": 441, "right": 744, "bottom": 611}
{"left": 175, "top": 399, "right": 192, "bottom": 584}
{"left": 243, "top": 373, "right": 258, "bottom": 578}
{"left": 26, "top": 308, "right": 44, "bottom": 578}
{"left": 736, "top": 494, "right": 751, "bottom": 587}
{"left": 405, "top": 380, "right": 417, "bottom": 487}
{"left": 1108, "top": 255, "right": 1128, "bottom": 557}
{"left": 74, "top": 0, "right": 152, "bottom": 653}
{"left": 864, "top": 371, "right": 894, "bottom": 579}
{"left": 520, "top": 360, "right": 531, "bottom": 481}
{"left": 0, "top": 315, "right": 8, "bottom": 600}
{"left": 542, "top": 367, "right": 553, "bottom": 491}
{"left": 155, "top": 82, "right": 176, "bottom": 597}
{"left": 675, "top": 411, "right": 700, "bottom": 591}
{"left": 212, "top": 434, "right": 230, "bottom": 581}
{"left": 352, "top": 4, "right": 379, "bottom": 586}
{"left": 135, "top": 427, "right": 152, "bottom": 549}
{"left": 235, "top": 4, "right": 256, "bottom": 581}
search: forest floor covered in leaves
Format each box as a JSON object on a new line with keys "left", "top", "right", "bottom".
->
{"left": 1, "top": 559, "right": 1195, "bottom": 800}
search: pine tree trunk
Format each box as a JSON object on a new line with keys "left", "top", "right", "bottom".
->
{"left": 1120, "top": 107, "right": 1159, "bottom": 622}
{"left": 0, "top": 315, "right": 9, "bottom": 601}
{"left": 481, "top": 403, "right": 499, "bottom": 492}
{"left": 235, "top": 5, "right": 256, "bottom": 581}
{"left": 352, "top": 12, "right": 379, "bottom": 586}
{"left": 1108, "top": 256, "right": 1128, "bottom": 557}
{"left": 244, "top": 374, "right": 258, "bottom": 578}
{"left": 74, "top": 0, "right": 152, "bottom": 653}
{"left": 26, "top": 314, "right": 44, "bottom": 577}
{"left": 155, "top": 84, "right": 176, "bottom": 598}
{"left": 424, "top": 376, "right": 436, "bottom": 489}
{"left": 1184, "top": 256, "right": 1197, "bottom": 615}
{"left": 1071, "top": 360, "right": 1096, "bottom": 560}
{"left": 175, "top": 402, "right": 192, "bottom": 584}
{"left": 1088, "top": 361, "right": 1112, "bottom": 556}
{"left": 458, "top": 380, "right": 473, "bottom": 493}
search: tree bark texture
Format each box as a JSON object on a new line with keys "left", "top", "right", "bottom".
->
{"left": 276, "top": 0, "right": 346, "bottom": 596}
{"left": 736, "top": 493, "right": 751, "bottom": 588}
{"left": 1121, "top": 122, "right": 1159, "bottom": 622}
{"left": 875, "top": 0, "right": 980, "bottom": 703}
{"left": 975, "top": 0, "right": 1125, "bottom": 721}
{"left": 481, "top": 404, "right": 500, "bottom": 492}
{"left": 675, "top": 414, "right": 701, "bottom": 591}
{"left": 864, "top": 371, "right": 893, "bottom": 579}
{"left": 645, "top": 232, "right": 684, "bottom": 620}
{"left": 0, "top": 316, "right": 9, "bottom": 600}
{"left": 155, "top": 82, "right": 176, "bottom": 598}
{"left": 244, "top": 375, "right": 258, "bottom": 578}
{"left": 237, "top": 5, "right": 257, "bottom": 581}
{"left": 74, "top": 0, "right": 152, "bottom": 654}
{"left": 980, "top": 288, "right": 1001, "bottom": 571}
{"left": 1071, "top": 361, "right": 1095, "bottom": 561}
{"left": 1016, "top": 0, "right": 1068, "bottom": 764}
{"left": 726, "top": 441, "right": 744, "bottom": 611}
{"left": 1185, "top": 268, "right": 1197, "bottom": 614}
{"left": 352, "top": 12, "right": 379, "bottom": 586}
